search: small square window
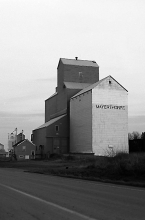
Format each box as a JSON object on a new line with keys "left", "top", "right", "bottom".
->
{"left": 55, "top": 125, "right": 59, "bottom": 132}
{"left": 22, "top": 146, "right": 26, "bottom": 151}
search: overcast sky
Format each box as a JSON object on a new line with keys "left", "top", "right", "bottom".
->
{"left": 0, "top": 0, "right": 145, "bottom": 150}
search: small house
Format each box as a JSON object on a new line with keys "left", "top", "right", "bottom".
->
{"left": 13, "top": 139, "right": 36, "bottom": 160}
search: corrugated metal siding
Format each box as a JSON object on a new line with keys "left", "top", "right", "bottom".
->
{"left": 32, "top": 127, "right": 46, "bottom": 152}
{"left": 33, "top": 115, "right": 69, "bottom": 155}
{"left": 92, "top": 77, "right": 128, "bottom": 156}
{"left": 64, "top": 65, "right": 99, "bottom": 84}
{"left": 67, "top": 89, "right": 82, "bottom": 102}
{"left": 45, "top": 90, "right": 67, "bottom": 122}
{"left": 57, "top": 90, "right": 67, "bottom": 112}
{"left": 35, "top": 114, "right": 67, "bottom": 129}
{"left": 46, "top": 115, "right": 69, "bottom": 154}
{"left": 70, "top": 91, "right": 92, "bottom": 153}
{"left": 45, "top": 94, "right": 57, "bottom": 122}
{"left": 57, "top": 60, "right": 99, "bottom": 93}
{"left": 46, "top": 115, "right": 68, "bottom": 138}
{"left": 57, "top": 60, "right": 64, "bottom": 93}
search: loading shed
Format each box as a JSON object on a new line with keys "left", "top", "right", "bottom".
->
{"left": 32, "top": 114, "right": 69, "bottom": 157}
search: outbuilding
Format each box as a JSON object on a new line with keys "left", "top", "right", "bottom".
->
{"left": 32, "top": 114, "right": 69, "bottom": 157}
{"left": 70, "top": 75, "right": 128, "bottom": 156}
{"left": 13, "top": 139, "right": 36, "bottom": 160}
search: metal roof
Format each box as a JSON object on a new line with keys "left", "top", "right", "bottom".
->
{"left": 34, "top": 114, "right": 67, "bottom": 130}
{"left": 45, "top": 92, "right": 57, "bottom": 101}
{"left": 71, "top": 75, "right": 128, "bottom": 98}
{"left": 64, "top": 82, "right": 91, "bottom": 90}
{"left": 59, "top": 58, "right": 99, "bottom": 67}
{"left": 13, "top": 139, "right": 35, "bottom": 147}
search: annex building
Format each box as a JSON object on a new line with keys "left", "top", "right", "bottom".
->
{"left": 32, "top": 58, "right": 128, "bottom": 157}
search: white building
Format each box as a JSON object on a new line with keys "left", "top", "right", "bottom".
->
{"left": 8, "top": 133, "right": 16, "bottom": 151}
{"left": 70, "top": 75, "right": 128, "bottom": 156}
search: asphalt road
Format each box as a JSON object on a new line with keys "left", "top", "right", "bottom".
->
{"left": 0, "top": 169, "right": 145, "bottom": 220}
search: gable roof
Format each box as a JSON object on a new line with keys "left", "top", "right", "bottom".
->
{"left": 34, "top": 114, "right": 67, "bottom": 130}
{"left": 13, "top": 139, "right": 24, "bottom": 147}
{"left": 13, "top": 139, "right": 35, "bottom": 147}
{"left": 64, "top": 82, "right": 91, "bottom": 90}
{"left": 71, "top": 75, "right": 128, "bottom": 98}
{"left": 58, "top": 58, "right": 99, "bottom": 68}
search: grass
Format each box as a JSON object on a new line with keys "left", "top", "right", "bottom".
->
{"left": 1, "top": 153, "right": 145, "bottom": 187}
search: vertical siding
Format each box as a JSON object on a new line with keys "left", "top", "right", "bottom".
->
{"left": 45, "top": 95, "right": 57, "bottom": 122}
{"left": 46, "top": 115, "right": 69, "bottom": 137}
{"left": 46, "top": 115, "right": 69, "bottom": 154}
{"left": 57, "top": 91, "right": 67, "bottom": 112}
{"left": 70, "top": 91, "right": 92, "bottom": 153}
{"left": 33, "top": 127, "right": 46, "bottom": 151}
{"left": 67, "top": 88, "right": 82, "bottom": 101}
{"left": 57, "top": 61, "right": 99, "bottom": 93}
{"left": 92, "top": 77, "right": 128, "bottom": 156}
{"left": 64, "top": 65, "right": 99, "bottom": 84}
{"left": 57, "top": 60, "right": 64, "bottom": 93}
{"left": 45, "top": 90, "right": 67, "bottom": 122}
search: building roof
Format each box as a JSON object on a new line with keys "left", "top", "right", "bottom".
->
{"left": 34, "top": 114, "right": 67, "bottom": 130}
{"left": 50, "top": 109, "right": 67, "bottom": 119}
{"left": 64, "top": 82, "right": 91, "bottom": 90}
{"left": 13, "top": 140, "right": 24, "bottom": 147}
{"left": 71, "top": 75, "right": 128, "bottom": 98}
{"left": 58, "top": 58, "right": 99, "bottom": 68}
{"left": 13, "top": 139, "right": 35, "bottom": 147}
{"left": 45, "top": 92, "right": 57, "bottom": 101}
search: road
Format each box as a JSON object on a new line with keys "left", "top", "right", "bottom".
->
{"left": 0, "top": 169, "right": 145, "bottom": 220}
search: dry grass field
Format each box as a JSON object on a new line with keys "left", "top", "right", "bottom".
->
{"left": 0, "top": 153, "right": 145, "bottom": 187}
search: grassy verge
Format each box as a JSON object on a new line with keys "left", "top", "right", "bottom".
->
{"left": 1, "top": 153, "right": 145, "bottom": 187}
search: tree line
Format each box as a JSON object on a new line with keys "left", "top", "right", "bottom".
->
{"left": 128, "top": 131, "right": 145, "bottom": 140}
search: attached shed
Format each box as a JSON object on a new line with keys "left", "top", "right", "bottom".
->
{"left": 70, "top": 75, "right": 128, "bottom": 156}
{"left": 13, "top": 139, "right": 36, "bottom": 160}
{"left": 32, "top": 114, "right": 69, "bottom": 157}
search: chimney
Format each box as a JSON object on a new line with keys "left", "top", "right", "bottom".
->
{"left": 75, "top": 57, "right": 78, "bottom": 60}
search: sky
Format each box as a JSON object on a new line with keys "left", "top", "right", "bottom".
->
{"left": 0, "top": 0, "right": 145, "bottom": 150}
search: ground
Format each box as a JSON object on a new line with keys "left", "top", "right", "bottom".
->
{"left": 0, "top": 153, "right": 145, "bottom": 188}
